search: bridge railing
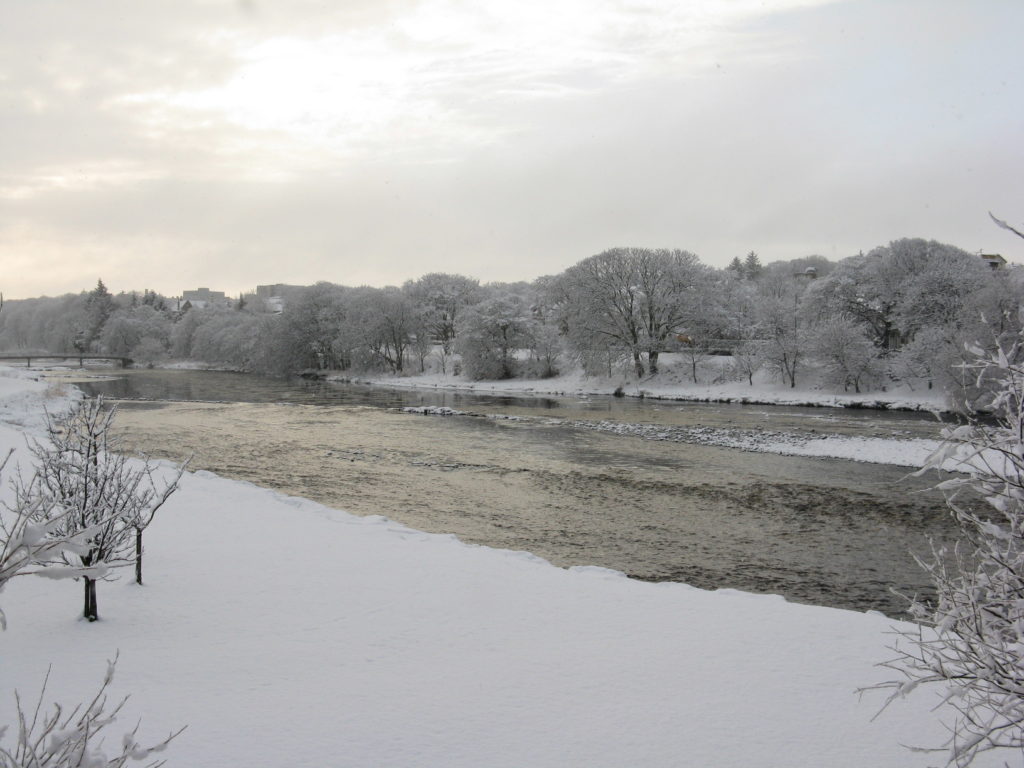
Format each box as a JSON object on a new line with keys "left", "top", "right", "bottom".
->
{"left": 0, "top": 354, "right": 133, "bottom": 368}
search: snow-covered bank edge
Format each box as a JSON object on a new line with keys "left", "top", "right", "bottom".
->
{"left": 344, "top": 368, "right": 951, "bottom": 412}
{"left": 0, "top": 366, "right": 81, "bottom": 433}
{"left": 19, "top": 353, "right": 953, "bottom": 412}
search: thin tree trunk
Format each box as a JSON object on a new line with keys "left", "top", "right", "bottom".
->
{"left": 632, "top": 351, "right": 644, "bottom": 378}
{"left": 136, "top": 527, "right": 143, "bottom": 585}
{"left": 84, "top": 577, "right": 98, "bottom": 622}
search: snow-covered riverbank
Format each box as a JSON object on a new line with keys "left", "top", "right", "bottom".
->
{"left": 348, "top": 358, "right": 951, "bottom": 413}
{"left": 359, "top": 357, "right": 956, "bottom": 468}
{"left": 387, "top": 361, "right": 953, "bottom": 469}
{"left": 0, "top": 365, "right": 994, "bottom": 767}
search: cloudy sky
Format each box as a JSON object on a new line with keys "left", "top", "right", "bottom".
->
{"left": 2, "top": 0, "right": 1022, "bottom": 299}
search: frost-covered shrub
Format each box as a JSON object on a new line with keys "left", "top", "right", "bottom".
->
{"left": 131, "top": 336, "right": 167, "bottom": 367}
{"left": 12, "top": 398, "right": 184, "bottom": 619}
{"left": 872, "top": 335, "right": 1024, "bottom": 766}
{"left": 809, "top": 318, "right": 883, "bottom": 393}
{"left": 889, "top": 326, "right": 960, "bottom": 392}
{"left": 729, "top": 342, "right": 763, "bottom": 386}
{"left": 523, "top": 322, "right": 563, "bottom": 379}
{"left": 457, "top": 294, "right": 533, "bottom": 380}
{"left": 1, "top": 458, "right": 184, "bottom": 768}
{"left": 0, "top": 656, "right": 183, "bottom": 768}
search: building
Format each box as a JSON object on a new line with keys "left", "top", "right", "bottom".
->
{"left": 179, "top": 287, "right": 230, "bottom": 310}
{"left": 255, "top": 284, "right": 304, "bottom": 313}
{"left": 182, "top": 287, "right": 226, "bottom": 303}
{"left": 979, "top": 253, "right": 1007, "bottom": 270}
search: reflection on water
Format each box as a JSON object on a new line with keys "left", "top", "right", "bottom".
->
{"left": 71, "top": 368, "right": 959, "bottom": 616}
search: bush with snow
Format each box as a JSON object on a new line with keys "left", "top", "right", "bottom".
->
{"left": 11, "top": 397, "right": 184, "bottom": 620}
{"left": 0, "top": 452, "right": 182, "bottom": 768}
{"left": 873, "top": 336, "right": 1024, "bottom": 766}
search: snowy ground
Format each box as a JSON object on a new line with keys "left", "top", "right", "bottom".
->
{"left": 0, "top": 365, "right": 1000, "bottom": 767}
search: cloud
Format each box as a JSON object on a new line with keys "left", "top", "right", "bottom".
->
{"left": 1, "top": 0, "right": 1021, "bottom": 299}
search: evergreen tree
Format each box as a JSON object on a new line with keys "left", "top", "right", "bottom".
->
{"left": 84, "top": 279, "right": 115, "bottom": 350}
{"left": 743, "top": 251, "right": 763, "bottom": 279}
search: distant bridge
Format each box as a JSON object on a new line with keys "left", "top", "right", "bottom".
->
{"left": 0, "top": 354, "right": 133, "bottom": 368}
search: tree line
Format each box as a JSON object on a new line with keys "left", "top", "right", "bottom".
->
{"left": 1, "top": 238, "right": 1021, "bottom": 396}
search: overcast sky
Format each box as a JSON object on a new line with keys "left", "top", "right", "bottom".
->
{"left": 2, "top": 0, "right": 1022, "bottom": 299}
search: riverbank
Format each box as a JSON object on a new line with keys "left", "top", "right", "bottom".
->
{"left": 343, "top": 356, "right": 951, "bottom": 413}
{"left": 0, "top": 364, "right": 997, "bottom": 767}
{"left": 17, "top": 354, "right": 952, "bottom": 412}
{"left": 36, "top": 361, "right": 951, "bottom": 469}
{"left": 351, "top": 363, "right": 953, "bottom": 469}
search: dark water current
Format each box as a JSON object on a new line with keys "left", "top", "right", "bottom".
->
{"left": 63, "top": 368, "right": 962, "bottom": 616}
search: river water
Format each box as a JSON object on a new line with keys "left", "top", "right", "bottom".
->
{"left": 65, "top": 368, "right": 961, "bottom": 616}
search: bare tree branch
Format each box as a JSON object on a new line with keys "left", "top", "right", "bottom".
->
{"left": 988, "top": 211, "right": 1024, "bottom": 241}
{"left": 865, "top": 331, "right": 1024, "bottom": 766}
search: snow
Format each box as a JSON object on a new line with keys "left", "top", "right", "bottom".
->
{"left": 349, "top": 354, "right": 950, "bottom": 414}
{"left": 0, "top": 365, "right": 1003, "bottom": 767}
{"left": 401, "top": 405, "right": 468, "bottom": 416}
{"left": 0, "top": 366, "right": 80, "bottom": 431}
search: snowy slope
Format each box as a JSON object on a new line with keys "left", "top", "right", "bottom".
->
{"left": 0, "top": 366, "right": 1001, "bottom": 767}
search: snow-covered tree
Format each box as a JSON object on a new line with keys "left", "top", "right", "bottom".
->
{"left": 100, "top": 305, "right": 172, "bottom": 361}
{"left": 345, "top": 286, "right": 416, "bottom": 374}
{"left": 272, "top": 282, "right": 350, "bottom": 371}
{"left": 743, "top": 250, "right": 763, "bottom": 279}
{"left": 890, "top": 325, "right": 973, "bottom": 393}
{"left": 84, "top": 279, "right": 115, "bottom": 352}
{"left": 189, "top": 308, "right": 274, "bottom": 372}
{"left": 871, "top": 334, "right": 1024, "bottom": 765}
{"left": 809, "top": 317, "right": 883, "bottom": 393}
{"left": 404, "top": 273, "right": 481, "bottom": 372}
{"left": 457, "top": 291, "right": 534, "bottom": 380}
{"left": 557, "top": 247, "right": 706, "bottom": 377}
{"left": 715, "top": 271, "right": 760, "bottom": 343}
{"left": 13, "top": 398, "right": 184, "bottom": 619}
{"left": 0, "top": 654, "right": 183, "bottom": 768}
{"left": 1, "top": 459, "right": 183, "bottom": 767}
{"left": 757, "top": 295, "right": 806, "bottom": 388}
{"left": 522, "top": 317, "right": 562, "bottom": 379}
{"left": 804, "top": 239, "right": 994, "bottom": 354}
{"left": 894, "top": 250, "right": 991, "bottom": 343}
{"left": 0, "top": 452, "right": 95, "bottom": 629}
{"left": 729, "top": 341, "right": 763, "bottom": 386}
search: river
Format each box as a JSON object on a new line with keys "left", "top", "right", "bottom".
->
{"left": 64, "top": 367, "right": 960, "bottom": 616}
